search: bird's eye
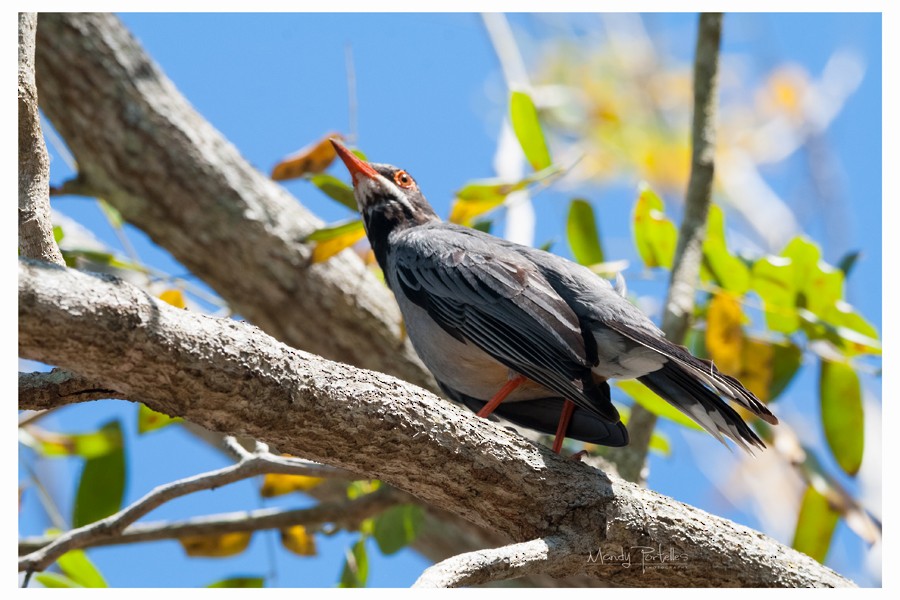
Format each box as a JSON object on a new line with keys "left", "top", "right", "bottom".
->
{"left": 393, "top": 170, "right": 414, "bottom": 189}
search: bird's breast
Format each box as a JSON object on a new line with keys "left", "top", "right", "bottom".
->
{"left": 395, "top": 295, "right": 550, "bottom": 402}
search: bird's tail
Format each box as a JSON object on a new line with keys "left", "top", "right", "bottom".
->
{"left": 638, "top": 362, "right": 767, "bottom": 452}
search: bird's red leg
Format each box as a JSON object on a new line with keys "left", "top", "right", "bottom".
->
{"left": 552, "top": 400, "right": 577, "bottom": 454}
{"left": 476, "top": 374, "right": 526, "bottom": 418}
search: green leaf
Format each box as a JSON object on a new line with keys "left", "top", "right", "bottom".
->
{"left": 372, "top": 505, "right": 424, "bottom": 555}
{"left": 836, "top": 250, "right": 861, "bottom": 277}
{"left": 58, "top": 549, "right": 107, "bottom": 588}
{"left": 207, "top": 577, "right": 265, "bottom": 588}
{"left": 632, "top": 184, "right": 677, "bottom": 269}
{"left": 819, "top": 360, "right": 864, "bottom": 476}
{"left": 616, "top": 380, "right": 703, "bottom": 431}
{"left": 303, "top": 218, "right": 365, "bottom": 243}
{"left": 792, "top": 484, "right": 840, "bottom": 563}
{"left": 509, "top": 90, "right": 552, "bottom": 170}
{"left": 23, "top": 422, "right": 123, "bottom": 459}
{"left": 98, "top": 199, "right": 124, "bottom": 229}
{"left": 60, "top": 249, "right": 147, "bottom": 273}
{"left": 34, "top": 573, "right": 84, "bottom": 588}
{"left": 769, "top": 341, "right": 803, "bottom": 401}
{"left": 455, "top": 178, "right": 531, "bottom": 202}
{"left": 781, "top": 236, "right": 844, "bottom": 319}
{"left": 566, "top": 199, "right": 604, "bottom": 266}
{"left": 137, "top": 403, "right": 182, "bottom": 434}
{"left": 308, "top": 173, "right": 357, "bottom": 211}
{"left": 450, "top": 166, "right": 562, "bottom": 225}
{"left": 73, "top": 420, "right": 126, "bottom": 528}
{"left": 701, "top": 205, "right": 750, "bottom": 294}
{"left": 751, "top": 255, "right": 799, "bottom": 333}
{"left": 471, "top": 219, "right": 493, "bottom": 234}
{"left": 338, "top": 538, "right": 369, "bottom": 588}
{"left": 825, "top": 302, "right": 881, "bottom": 356}
{"left": 53, "top": 225, "right": 65, "bottom": 243}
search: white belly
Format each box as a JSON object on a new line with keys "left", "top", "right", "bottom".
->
{"left": 396, "top": 294, "right": 551, "bottom": 402}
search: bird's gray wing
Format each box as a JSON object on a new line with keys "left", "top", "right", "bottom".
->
{"left": 390, "top": 227, "right": 616, "bottom": 421}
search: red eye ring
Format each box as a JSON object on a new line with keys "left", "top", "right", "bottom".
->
{"left": 393, "top": 170, "right": 414, "bottom": 189}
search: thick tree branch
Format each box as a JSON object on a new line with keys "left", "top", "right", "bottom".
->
{"left": 34, "top": 12, "right": 433, "bottom": 391}
{"left": 611, "top": 13, "right": 724, "bottom": 482}
{"left": 415, "top": 536, "right": 570, "bottom": 588}
{"left": 18, "top": 259, "right": 852, "bottom": 587}
{"left": 18, "top": 12, "right": 64, "bottom": 267}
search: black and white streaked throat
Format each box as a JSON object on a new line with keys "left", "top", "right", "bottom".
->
{"left": 331, "top": 139, "right": 439, "bottom": 268}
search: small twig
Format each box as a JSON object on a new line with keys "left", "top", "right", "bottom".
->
{"left": 344, "top": 44, "right": 358, "bottom": 145}
{"left": 223, "top": 435, "right": 253, "bottom": 460}
{"left": 414, "top": 536, "right": 570, "bottom": 588}
{"left": 19, "top": 488, "right": 400, "bottom": 557}
{"left": 17, "top": 436, "right": 359, "bottom": 573}
{"left": 609, "top": 13, "right": 724, "bottom": 483}
{"left": 18, "top": 408, "right": 56, "bottom": 428}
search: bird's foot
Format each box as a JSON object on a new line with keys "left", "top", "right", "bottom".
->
{"left": 569, "top": 450, "right": 589, "bottom": 462}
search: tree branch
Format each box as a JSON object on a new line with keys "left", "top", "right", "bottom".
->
{"left": 415, "top": 536, "right": 571, "bottom": 588}
{"left": 611, "top": 13, "right": 724, "bottom": 483}
{"left": 33, "top": 12, "right": 434, "bottom": 391}
{"left": 19, "top": 487, "right": 398, "bottom": 557}
{"left": 18, "top": 434, "right": 364, "bottom": 573}
{"left": 18, "top": 12, "right": 64, "bottom": 267}
{"left": 18, "top": 368, "right": 118, "bottom": 409}
{"left": 18, "top": 259, "right": 852, "bottom": 587}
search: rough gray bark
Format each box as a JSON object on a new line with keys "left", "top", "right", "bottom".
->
{"left": 18, "top": 368, "right": 117, "bottom": 407}
{"left": 611, "top": 13, "right": 724, "bottom": 483}
{"left": 33, "top": 12, "right": 433, "bottom": 391}
{"left": 18, "top": 12, "right": 64, "bottom": 267}
{"left": 18, "top": 259, "right": 852, "bottom": 587}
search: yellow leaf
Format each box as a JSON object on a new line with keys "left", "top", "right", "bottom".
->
{"left": 280, "top": 525, "right": 317, "bottom": 556}
{"left": 271, "top": 132, "right": 344, "bottom": 181}
{"left": 448, "top": 197, "right": 505, "bottom": 226}
{"left": 705, "top": 292, "right": 744, "bottom": 375}
{"left": 311, "top": 228, "right": 367, "bottom": 263}
{"left": 179, "top": 532, "right": 252, "bottom": 557}
{"left": 260, "top": 472, "right": 324, "bottom": 498}
{"left": 739, "top": 338, "right": 775, "bottom": 402}
{"left": 159, "top": 289, "right": 186, "bottom": 309}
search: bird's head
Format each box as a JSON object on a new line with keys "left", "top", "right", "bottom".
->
{"left": 330, "top": 140, "right": 439, "bottom": 241}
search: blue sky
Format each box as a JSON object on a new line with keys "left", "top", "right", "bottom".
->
{"left": 23, "top": 12, "right": 882, "bottom": 587}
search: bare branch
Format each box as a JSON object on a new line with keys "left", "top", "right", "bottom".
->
{"left": 33, "top": 12, "right": 433, "bottom": 391}
{"left": 18, "top": 368, "right": 118, "bottom": 410}
{"left": 415, "top": 536, "right": 571, "bottom": 588}
{"left": 18, "top": 435, "right": 363, "bottom": 573}
{"left": 18, "top": 12, "right": 64, "bottom": 266}
{"left": 19, "top": 488, "right": 399, "bottom": 557}
{"left": 610, "top": 13, "right": 724, "bottom": 483}
{"left": 18, "top": 259, "right": 853, "bottom": 587}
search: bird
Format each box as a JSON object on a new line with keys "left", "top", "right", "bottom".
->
{"left": 330, "top": 139, "right": 778, "bottom": 454}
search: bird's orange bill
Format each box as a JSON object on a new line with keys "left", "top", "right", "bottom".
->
{"left": 330, "top": 139, "right": 379, "bottom": 183}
